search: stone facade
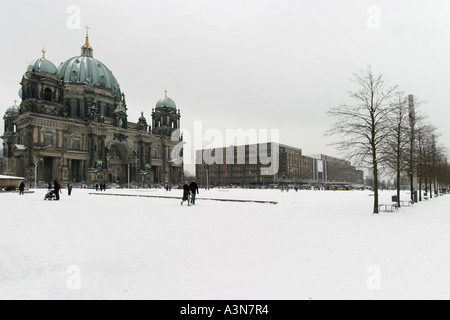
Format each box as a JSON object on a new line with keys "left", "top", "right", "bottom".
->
{"left": 1, "top": 33, "right": 183, "bottom": 187}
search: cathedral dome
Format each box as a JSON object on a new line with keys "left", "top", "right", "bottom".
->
{"left": 58, "top": 56, "right": 121, "bottom": 94}
{"left": 5, "top": 101, "right": 20, "bottom": 117}
{"left": 27, "top": 50, "right": 58, "bottom": 75}
{"left": 57, "top": 29, "right": 121, "bottom": 95}
{"left": 156, "top": 90, "right": 177, "bottom": 109}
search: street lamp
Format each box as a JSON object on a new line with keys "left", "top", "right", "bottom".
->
{"left": 34, "top": 160, "right": 38, "bottom": 190}
{"left": 127, "top": 163, "right": 130, "bottom": 189}
{"left": 206, "top": 166, "right": 210, "bottom": 190}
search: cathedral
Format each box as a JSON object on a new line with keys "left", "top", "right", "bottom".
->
{"left": 1, "top": 29, "right": 183, "bottom": 187}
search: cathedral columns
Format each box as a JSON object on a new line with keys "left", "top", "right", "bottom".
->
{"left": 37, "top": 127, "right": 42, "bottom": 145}
{"left": 27, "top": 125, "right": 35, "bottom": 166}
{"left": 88, "top": 134, "right": 96, "bottom": 168}
{"left": 61, "top": 130, "right": 70, "bottom": 181}
{"left": 138, "top": 141, "right": 145, "bottom": 171}
{"left": 99, "top": 136, "right": 106, "bottom": 169}
{"left": 147, "top": 143, "right": 152, "bottom": 169}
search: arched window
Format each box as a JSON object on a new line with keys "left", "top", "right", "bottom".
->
{"left": 44, "top": 88, "right": 52, "bottom": 101}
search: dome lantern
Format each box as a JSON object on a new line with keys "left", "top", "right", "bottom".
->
{"left": 81, "top": 26, "right": 93, "bottom": 58}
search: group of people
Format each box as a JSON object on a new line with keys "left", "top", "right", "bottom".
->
{"left": 181, "top": 179, "right": 199, "bottom": 206}
{"left": 44, "top": 180, "right": 74, "bottom": 200}
{"left": 95, "top": 183, "right": 107, "bottom": 191}
{"left": 280, "top": 186, "right": 299, "bottom": 192}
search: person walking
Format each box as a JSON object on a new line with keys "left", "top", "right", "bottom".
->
{"left": 181, "top": 181, "right": 191, "bottom": 206}
{"left": 189, "top": 179, "right": 199, "bottom": 205}
{"left": 54, "top": 179, "right": 61, "bottom": 201}
{"left": 19, "top": 181, "right": 25, "bottom": 195}
{"left": 67, "top": 182, "right": 73, "bottom": 196}
{"left": 95, "top": 184, "right": 99, "bottom": 191}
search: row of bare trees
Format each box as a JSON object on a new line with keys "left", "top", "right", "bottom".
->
{"left": 327, "top": 66, "right": 449, "bottom": 214}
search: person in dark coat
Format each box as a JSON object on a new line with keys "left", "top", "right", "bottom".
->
{"left": 54, "top": 180, "right": 61, "bottom": 201}
{"left": 189, "top": 179, "right": 199, "bottom": 205}
{"left": 67, "top": 182, "right": 73, "bottom": 196}
{"left": 181, "top": 181, "right": 191, "bottom": 206}
{"left": 19, "top": 182, "right": 25, "bottom": 195}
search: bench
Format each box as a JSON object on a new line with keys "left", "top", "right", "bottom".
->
{"left": 423, "top": 193, "right": 429, "bottom": 201}
{"left": 379, "top": 203, "right": 399, "bottom": 213}
{"left": 400, "top": 200, "right": 414, "bottom": 207}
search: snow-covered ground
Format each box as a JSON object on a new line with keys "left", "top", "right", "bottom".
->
{"left": 1, "top": 188, "right": 449, "bottom": 300}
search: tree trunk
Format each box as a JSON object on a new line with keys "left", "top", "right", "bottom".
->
{"left": 397, "top": 169, "right": 401, "bottom": 208}
{"left": 410, "top": 170, "right": 414, "bottom": 203}
{"left": 373, "top": 161, "right": 379, "bottom": 214}
{"left": 419, "top": 177, "right": 423, "bottom": 201}
{"left": 429, "top": 182, "right": 433, "bottom": 199}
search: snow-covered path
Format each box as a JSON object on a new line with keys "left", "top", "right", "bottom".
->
{"left": 1, "top": 188, "right": 449, "bottom": 300}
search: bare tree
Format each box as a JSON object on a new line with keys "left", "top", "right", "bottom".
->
{"left": 383, "top": 91, "right": 410, "bottom": 207}
{"left": 415, "top": 124, "right": 429, "bottom": 199}
{"left": 415, "top": 124, "right": 445, "bottom": 199}
{"left": 430, "top": 136, "right": 446, "bottom": 196}
{"left": 326, "top": 66, "right": 397, "bottom": 214}
{"left": 404, "top": 95, "right": 427, "bottom": 202}
{"left": 436, "top": 158, "right": 450, "bottom": 189}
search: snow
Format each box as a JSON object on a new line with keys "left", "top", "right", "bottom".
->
{"left": 0, "top": 175, "right": 25, "bottom": 180}
{"left": 1, "top": 188, "right": 450, "bottom": 300}
{"left": 14, "top": 145, "right": 26, "bottom": 150}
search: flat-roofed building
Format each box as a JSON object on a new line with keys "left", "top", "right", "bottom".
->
{"left": 196, "top": 143, "right": 363, "bottom": 187}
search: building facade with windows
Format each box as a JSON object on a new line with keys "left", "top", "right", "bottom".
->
{"left": 1, "top": 31, "right": 183, "bottom": 187}
{"left": 196, "top": 143, "right": 363, "bottom": 187}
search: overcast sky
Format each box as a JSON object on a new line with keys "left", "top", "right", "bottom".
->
{"left": 1, "top": 0, "right": 449, "bottom": 172}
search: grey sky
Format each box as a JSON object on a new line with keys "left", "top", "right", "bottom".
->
{"left": 1, "top": 0, "right": 449, "bottom": 172}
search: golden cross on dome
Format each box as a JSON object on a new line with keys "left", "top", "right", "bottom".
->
{"left": 83, "top": 26, "right": 92, "bottom": 50}
{"left": 41, "top": 47, "right": 46, "bottom": 58}
{"left": 165, "top": 90, "right": 168, "bottom": 97}
{"left": 14, "top": 100, "right": 17, "bottom": 104}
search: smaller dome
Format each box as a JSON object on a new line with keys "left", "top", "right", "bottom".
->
{"left": 156, "top": 91, "right": 177, "bottom": 109}
{"left": 5, "top": 101, "right": 20, "bottom": 117}
{"left": 27, "top": 57, "right": 58, "bottom": 75}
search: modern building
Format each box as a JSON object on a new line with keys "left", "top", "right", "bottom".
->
{"left": 1, "top": 30, "right": 183, "bottom": 187}
{"left": 308, "top": 154, "right": 364, "bottom": 185}
{"left": 196, "top": 143, "right": 363, "bottom": 187}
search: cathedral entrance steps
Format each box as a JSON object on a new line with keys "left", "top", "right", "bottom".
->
{"left": 89, "top": 192, "right": 278, "bottom": 205}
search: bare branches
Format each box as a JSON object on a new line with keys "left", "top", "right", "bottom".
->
{"left": 326, "top": 66, "right": 395, "bottom": 214}
{"left": 327, "top": 66, "right": 449, "bottom": 211}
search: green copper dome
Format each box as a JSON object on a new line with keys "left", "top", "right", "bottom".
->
{"left": 58, "top": 31, "right": 121, "bottom": 95}
{"left": 5, "top": 101, "right": 20, "bottom": 117}
{"left": 58, "top": 56, "right": 121, "bottom": 94}
{"left": 156, "top": 91, "right": 177, "bottom": 109}
{"left": 27, "top": 57, "right": 58, "bottom": 75}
